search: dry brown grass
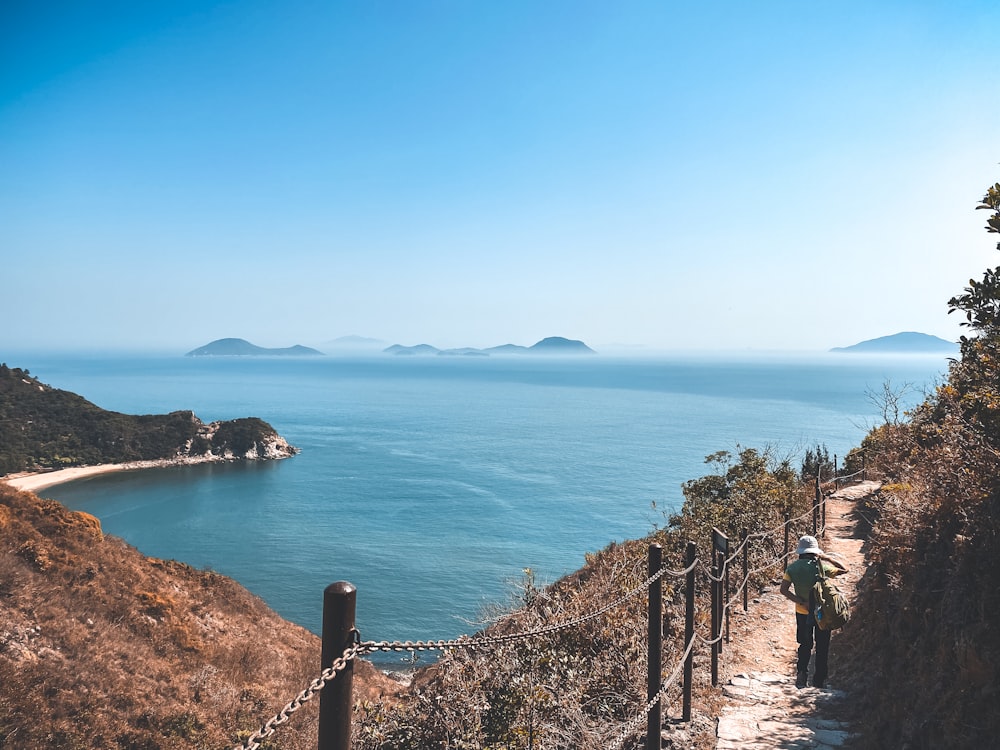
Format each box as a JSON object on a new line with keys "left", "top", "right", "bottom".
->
{"left": 833, "top": 376, "right": 1000, "bottom": 749}
{"left": 0, "top": 483, "right": 399, "bottom": 750}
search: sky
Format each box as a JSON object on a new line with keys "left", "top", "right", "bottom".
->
{"left": 2, "top": 1, "right": 999, "bottom": 354}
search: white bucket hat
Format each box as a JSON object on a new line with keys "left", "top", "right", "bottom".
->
{"left": 796, "top": 535, "right": 822, "bottom": 555}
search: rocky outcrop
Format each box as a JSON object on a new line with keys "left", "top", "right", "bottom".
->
{"left": 184, "top": 416, "right": 298, "bottom": 462}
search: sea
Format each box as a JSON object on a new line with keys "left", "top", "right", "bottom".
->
{"left": 11, "top": 351, "right": 949, "bottom": 666}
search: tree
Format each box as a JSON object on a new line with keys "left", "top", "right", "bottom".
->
{"left": 800, "top": 443, "right": 834, "bottom": 481}
{"left": 865, "top": 379, "right": 915, "bottom": 426}
{"left": 947, "top": 182, "right": 1000, "bottom": 332}
{"left": 669, "top": 446, "right": 801, "bottom": 563}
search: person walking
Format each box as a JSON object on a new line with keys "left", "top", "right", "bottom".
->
{"left": 779, "top": 535, "right": 847, "bottom": 688}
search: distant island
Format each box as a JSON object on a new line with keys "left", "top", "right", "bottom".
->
{"left": 831, "top": 331, "right": 957, "bottom": 354}
{"left": 384, "top": 336, "right": 597, "bottom": 356}
{"left": 186, "top": 338, "right": 324, "bottom": 357}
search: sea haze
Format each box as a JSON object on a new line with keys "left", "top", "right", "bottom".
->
{"left": 23, "top": 353, "right": 947, "bottom": 664}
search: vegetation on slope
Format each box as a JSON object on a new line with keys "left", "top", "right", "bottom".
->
{"left": 6, "top": 185, "right": 997, "bottom": 749}
{"left": 833, "top": 183, "right": 1000, "bottom": 748}
{"left": 0, "top": 365, "right": 296, "bottom": 475}
{"left": 352, "top": 446, "right": 817, "bottom": 749}
{"left": 0, "top": 482, "right": 397, "bottom": 750}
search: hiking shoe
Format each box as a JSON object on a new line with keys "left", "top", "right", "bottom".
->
{"left": 796, "top": 672, "right": 808, "bottom": 688}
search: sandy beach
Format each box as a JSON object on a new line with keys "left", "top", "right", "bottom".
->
{"left": 3, "top": 458, "right": 214, "bottom": 493}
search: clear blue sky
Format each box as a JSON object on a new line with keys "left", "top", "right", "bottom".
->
{"left": 3, "top": 1, "right": 998, "bottom": 353}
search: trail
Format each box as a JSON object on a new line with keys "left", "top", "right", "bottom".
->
{"left": 713, "top": 481, "right": 878, "bottom": 750}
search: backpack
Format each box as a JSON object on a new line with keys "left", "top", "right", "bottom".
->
{"left": 811, "top": 560, "right": 850, "bottom": 631}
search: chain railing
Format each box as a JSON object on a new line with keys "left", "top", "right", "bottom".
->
{"left": 236, "top": 640, "right": 366, "bottom": 750}
{"left": 234, "top": 482, "right": 871, "bottom": 750}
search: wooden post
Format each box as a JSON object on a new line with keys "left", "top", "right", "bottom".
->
{"left": 683, "top": 542, "right": 696, "bottom": 722}
{"left": 319, "top": 582, "right": 356, "bottom": 750}
{"left": 834, "top": 454, "right": 839, "bottom": 491}
{"left": 711, "top": 543, "right": 719, "bottom": 686}
{"left": 724, "top": 553, "right": 731, "bottom": 645}
{"left": 711, "top": 528, "right": 728, "bottom": 686}
{"left": 647, "top": 544, "right": 663, "bottom": 750}
{"left": 783, "top": 509, "right": 790, "bottom": 564}
{"left": 822, "top": 487, "right": 827, "bottom": 534}
{"left": 742, "top": 528, "right": 749, "bottom": 612}
{"left": 813, "top": 476, "right": 820, "bottom": 536}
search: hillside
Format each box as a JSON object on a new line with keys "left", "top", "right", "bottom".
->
{"left": 827, "top": 185, "right": 1000, "bottom": 747}
{"left": 0, "top": 483, "right": 399, "bottom": 750}
{"left": 0, "top": 364, "right": 296, "bottom": 476}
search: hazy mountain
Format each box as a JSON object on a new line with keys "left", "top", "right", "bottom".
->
{"left": 482, "top": 343, "right": 530, "bottom": 354}
{"left": 385, "top": 337, "right": 596, "bottom": 356}
{"left": 439, "top": 348, "right": 490, "bottom": 357}
{"left": 383, "top": 343, "right": 441, "bottom": 356}
{"left": 831, "top": 332, "right": 957, "bottom": 354}
{"left": 185, "top": 338, "right": 324, "bottom": 356}
{"left": 528, "top": 336, "right": 596, "bottom": 354}
{"left": 323, "top": 335, "right": 386, "bottom": 350}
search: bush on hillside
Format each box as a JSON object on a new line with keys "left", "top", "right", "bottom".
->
{"left": 835, "top": 182, "right": 1000, "bottom": 748}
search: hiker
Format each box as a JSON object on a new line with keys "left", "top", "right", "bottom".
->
{"left": 779, "top": 535, "right": 847, "bottom": 688}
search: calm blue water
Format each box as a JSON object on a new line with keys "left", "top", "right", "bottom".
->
{"left": 12, "top": 352, "right": 947, "bottom": 663}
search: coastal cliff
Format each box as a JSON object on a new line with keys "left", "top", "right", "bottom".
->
{"left": 0, "top": 364, "right": 297, "bottom": 476}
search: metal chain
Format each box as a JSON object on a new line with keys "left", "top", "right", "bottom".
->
{"left": 232, "top": 557, "right": 702, "bottom": 749}
{"left": 225, "top": 482, "right": 873, "bottom": 750}
{"left": 233, "top": 642, "right": 364, "bottom": 750}
{"left": 362, "top": 560, "right": 696, "bottom": 656}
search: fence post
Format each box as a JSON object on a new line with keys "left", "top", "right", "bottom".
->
{"left": 741, "top": 528, "right": 749, "bottom": 612}
{"left": 710, "top": 543, "right": 719, "bottom": 687}
{"left": 862, "top": 450, "right": 867, "bottom": 482}
{"left": 783, "top": 509, "right": 790, "bottom": 564}
{"left": 647, "top": 543, "right": 663, "bottom": 750}
{"left": 813, "top": 476, "right": 820, "bottom": 536}
{"left": 822, "top": 486, "right": 827, "bottom": 534}
{"left": 711, "top": 528, "right": 728, "bottom": 686}
{"left": 834, "top": 454, "right": 839, "bottom": 491}
{"left": 683, "top": 541, "right": 696, "bottom": 722}
{"left": 724, "top": 553, "right": 730, "bottom": 645}
{"left": 319, "top": 582, "right": 357, "bottom": 750}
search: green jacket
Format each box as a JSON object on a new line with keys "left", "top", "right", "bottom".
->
{"left": 783, "top": 557, "right": 841, "bottom": 615}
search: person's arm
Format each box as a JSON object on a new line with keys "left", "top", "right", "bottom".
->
{"left": 779, "top": 579, "right": 807, "bottom": 607}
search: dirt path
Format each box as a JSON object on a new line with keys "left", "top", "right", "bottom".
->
{"left": 713, "top": 481, "right": 877, "bottom": 749}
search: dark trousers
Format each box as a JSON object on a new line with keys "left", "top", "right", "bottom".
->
{"left": 796, "top": 612, "right": 831, "bottom": 681}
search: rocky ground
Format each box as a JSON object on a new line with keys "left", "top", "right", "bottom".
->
{"left": 712, "top": 482, "right": 877, "bottom": 749}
